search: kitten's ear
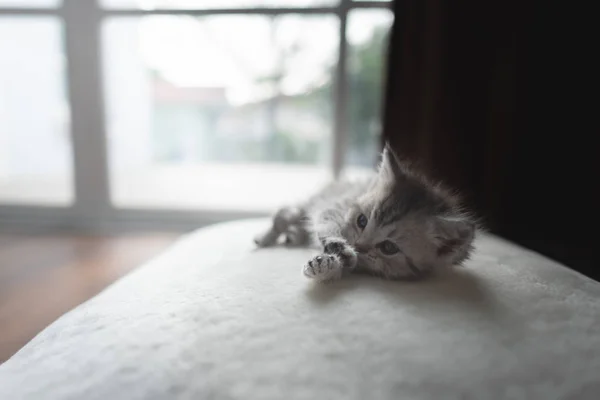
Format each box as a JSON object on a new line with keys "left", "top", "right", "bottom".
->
{"left": 431, "top": 216, "right": 476, "bottom": 262}
{"left": 378, "top": 142, "right": 405, "bottom": 183}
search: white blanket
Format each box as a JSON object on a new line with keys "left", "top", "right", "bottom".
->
{"left": 1, "top": 219, "right": 599, "bottom": 400}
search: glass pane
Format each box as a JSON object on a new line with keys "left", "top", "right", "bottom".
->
{"left": 101, "top": 0, "right": 337, "bottom": 9}
{"left": 0, "top": 18, "right": 72, "bottom": 206}
{"left": 0, "top": 0, "right": 61, "bottom": 7}
{"left": 102, "top": 15, "right": 337, "bottom": 211}
{"left": 344, "top": 8, "right": 393, "bottom": 172}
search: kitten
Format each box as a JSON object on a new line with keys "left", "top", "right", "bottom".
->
{"left": 254, "top": 144, "right": 477, "bottom": 282}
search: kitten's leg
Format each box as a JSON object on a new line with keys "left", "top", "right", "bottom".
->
{"left": 321, "top": 237, "right": 358, "bottom": 271}
{"left": 302, "top": 212, "right": 357, "bottom": 281}
{"left": 282, "top": 225, "right": 311, "bottom": 247}
{"left": 302, "top": 238, "right": 358, "bottom": 282}
{"left": 254, "top": 206, "right": 305, "bottom": 247}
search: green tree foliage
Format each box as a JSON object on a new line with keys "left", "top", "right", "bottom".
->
{"left": 347, "top": 26, "right": 390, "bottom": 165}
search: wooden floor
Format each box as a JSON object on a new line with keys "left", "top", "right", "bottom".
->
{"left": 0, "top": 232, "right": 180, "bottom": 363}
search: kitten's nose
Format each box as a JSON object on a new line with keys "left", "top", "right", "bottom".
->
{"left": 354, "top": 242, "right": 369, "bottom": 253}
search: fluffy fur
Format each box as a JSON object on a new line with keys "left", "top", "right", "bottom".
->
{"left": 254, "top": 145, "right": 478, "bottom": 282}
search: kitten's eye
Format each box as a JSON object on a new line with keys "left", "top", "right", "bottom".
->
{"left": 379, "top": 240, "right": 400, "bottom": 256}
{"left": 356, "top": 214, "right": 368, "bottom": 229}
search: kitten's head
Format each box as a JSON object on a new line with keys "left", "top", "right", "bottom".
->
{"left": 342, "top": 144, "right": 477, "bottom": 280}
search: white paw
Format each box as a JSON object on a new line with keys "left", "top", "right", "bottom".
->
{"left": 303, "top": 254, "right": 343, "bottom": 282}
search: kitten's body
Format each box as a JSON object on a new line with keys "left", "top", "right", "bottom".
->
{"left": 255, "top": 146, "right": 477, "bottom": 282}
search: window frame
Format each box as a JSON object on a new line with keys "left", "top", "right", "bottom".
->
{"left": 0, "top": 0, "right": 392, "bottom": 232}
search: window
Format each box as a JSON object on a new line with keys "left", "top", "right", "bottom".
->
{"left": 0, "top": 0, "right": 393, "bottom": 229}
{"left": 101, "top": 0, "right": 338, "bottom": 8}
{"left": 103, "top": 14, "right": 338, "bottom": 210}
{"left": 0, "top": 0, "right": 61, "bottom": 6}
{"left": 346, "top": 8, "right": 393, "bottom": 169}
{"left": 0, "top": 16, "right": 72, "bottom": 206}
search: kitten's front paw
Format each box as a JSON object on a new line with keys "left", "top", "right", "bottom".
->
{"left": 323, "top": 239, "right": 357, "bottom": 270}
{"left": 303, "top": 254, "right": 343, "bottom": 282}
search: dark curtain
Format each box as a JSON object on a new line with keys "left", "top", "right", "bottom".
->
{"left": 381, "top": 1, "right": 597, "bottom": 280}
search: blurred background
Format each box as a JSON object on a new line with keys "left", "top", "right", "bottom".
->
{"left": 0, "top": 0, "right": 596, "bottom": 361}
{"left": 0, "top": 0, "right": 393, "bottom": 214}
{"left": 0, "top": 0, "right": 394, "bottom": 362}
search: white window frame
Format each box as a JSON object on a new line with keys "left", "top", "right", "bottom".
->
{"left": 0, "top": 0, "right": 391, "bottom": 232}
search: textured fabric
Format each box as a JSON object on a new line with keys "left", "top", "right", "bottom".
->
{"left": 1, "top": 219, "right": 599, "bottom": 400}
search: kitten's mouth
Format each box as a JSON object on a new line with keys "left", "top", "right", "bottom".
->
{"left": 354, "top": 254, "right": 429, "bottom": 280}
{"left": 353, "top": 256, "right": 372, "bottom": 274}
{"left": 354, "top": 254, "right": 371, "bottom": 268}
{"left": 405, "top": 264, "right": 434, "bottom": 281}
{"left": 405, "top": 257, "right": 423, "bottom": 278}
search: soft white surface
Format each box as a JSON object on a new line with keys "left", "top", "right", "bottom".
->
{"left": 1, "top": 219, "right": 599, "bottom": 400}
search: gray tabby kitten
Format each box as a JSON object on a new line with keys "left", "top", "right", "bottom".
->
{"left": 254, "top": 145, "right": 477, "bottom": 282}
